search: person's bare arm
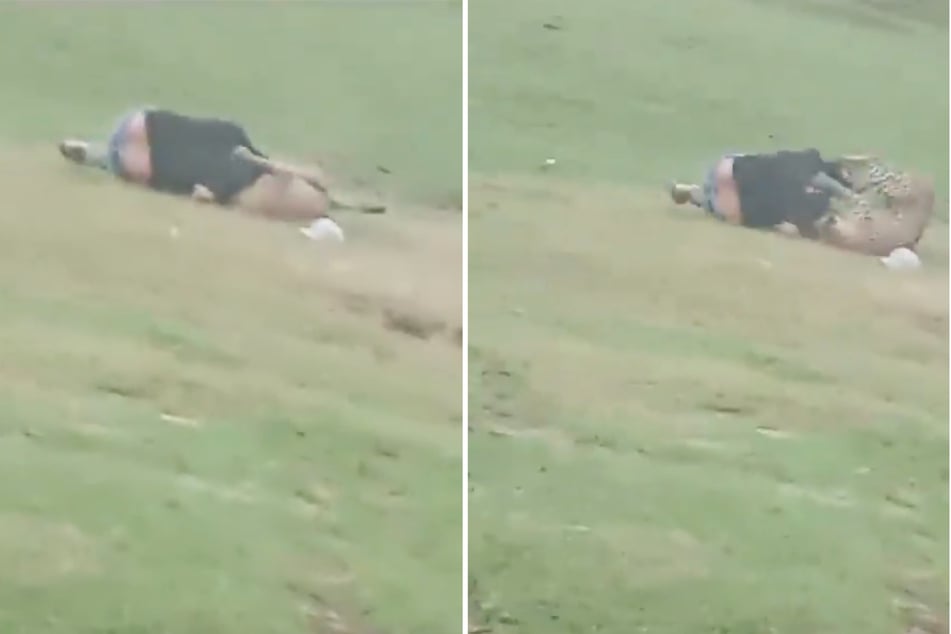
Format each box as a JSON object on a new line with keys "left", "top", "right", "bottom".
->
{"left": 810, "top": 172, "right": 854, "bottom": 199}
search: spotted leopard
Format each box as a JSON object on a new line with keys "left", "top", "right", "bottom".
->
{"left": 819, "top": 157, "right": 934, "bottom": 256}
{"left": 849, "top": 158, "right": 912, "bottom": 200}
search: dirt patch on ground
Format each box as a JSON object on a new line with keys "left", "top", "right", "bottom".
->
{"left": 294, "top": 586, "right": 391, "bottom": 634}
{"left": 335, "top": 287, "right": 461, "bottom": 346}
{"left": 381, "top": 304, "right": 452, "bottom": 342}
{"left": 468, "top": 576, "right": 519, "bottom": 633}
{"left": 0, "top": 513, "right": 100, "bottom": 585}
{"left": 270, "top": 190, "right": 462, "bottom": 349}
{"left": 11, "top": 146, "right": 463, "bottom": 353}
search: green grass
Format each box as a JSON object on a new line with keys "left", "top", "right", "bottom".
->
{"left": 469, "top": 0, "right": 948, "bottom": 206}
{"left": 0, "top": 4, "right": 460, "bottom": 634}
{"left": 0, "top": 2, "right": 462, "bottom": 205}
{"left": 468, "top": 1, "right": 948, "bottom": 632}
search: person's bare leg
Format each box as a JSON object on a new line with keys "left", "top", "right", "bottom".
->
{"left": 234, "top": 146, "right": 385, "bottom": 214}
{"left": 234, "top": 173, "right": 330, "bottom": 223}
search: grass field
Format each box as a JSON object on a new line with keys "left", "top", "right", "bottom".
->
{"left": 0, "top": 4, "right": 461, "bottom": 634}
{"left": 468, "top": 1, "right": 948, "bottom": 632}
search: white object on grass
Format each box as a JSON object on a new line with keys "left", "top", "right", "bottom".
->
{"left": 880, "top": 247, "right": 921, "bottom": 271}
{"left": 545, "top": 158, "right": 556, "bottom": 166}
{"left": 300, "top": 217, "right": 345, "bottom": 243}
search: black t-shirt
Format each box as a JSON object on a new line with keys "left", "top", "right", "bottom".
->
{"left": 731, "top": 148, "right": 836, "bottom": 235}
{"left": 144, "top": 109, "right": 269, "bottom": 204}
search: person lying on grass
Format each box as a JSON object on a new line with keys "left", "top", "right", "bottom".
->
{"left": 669, "top": 148, "right": 854, "bottom": 237}
{"left": 59, "top": 107, "right": 384, "bottom": 238}
{"left": 669, "top": 149, "right": 933, "bottom": 257}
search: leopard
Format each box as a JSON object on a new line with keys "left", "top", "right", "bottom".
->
{"left": 817, "top": 156, "right": 935, "bottom": 257}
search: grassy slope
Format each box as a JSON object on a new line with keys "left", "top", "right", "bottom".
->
{"left": 0, "top": 3, "right": 462, "bottom": 205}
{"left": 469, "top": 0, "right": 948, "bottom": 632}
{"left": 469, "top": 0, "right": 948, "bottom": 205}
{"left": 0, "top": 5, "right": 461, "bottom": 634}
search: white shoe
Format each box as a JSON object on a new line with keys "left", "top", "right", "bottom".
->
{"left": 58, "top": 139, "right": 90, "bottom": 164}
{"left": 880, "top": 247, "right": 921, "bottom": 270}
{"left": 300, "top": 217, "right": 345, "bottom": 243}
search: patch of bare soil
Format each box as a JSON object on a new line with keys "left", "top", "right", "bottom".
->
{"left": 381, "top": 305, "right": 449, "bottom": 341}
{"left": 468, "top": 576, "right": 520, "bottom": 633}
{"left": 296, "top": 587, "right": 389, "bottom": 634}
{"left": 317, "top": 209, "right": 462, "bottom": 346}
{"left": 893, "top": 572, "right": 949, "bottom": 634}
{"left": 902, "top": 607, "right": 948, "bottom": 634}
{"left": 0, "top": 513, "right": 100, "bottom": 585}
{"left": 334, "top": 288, "right": 460, "bottom": 346}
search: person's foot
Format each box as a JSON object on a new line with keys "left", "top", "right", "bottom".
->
{"left": 58, "top": 139, "right": 89, "bottom": 164}
{"left": 669, "top": 182, "right": 697, "bottom": 205}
